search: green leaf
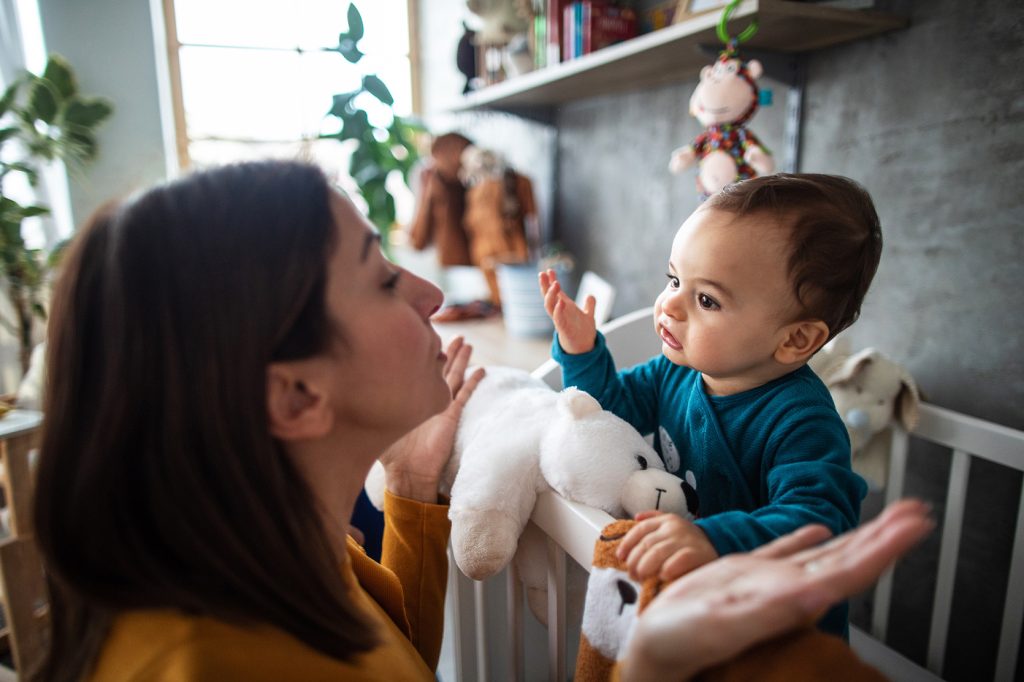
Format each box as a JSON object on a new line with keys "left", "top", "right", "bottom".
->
{"left": 20, "top": 206, "right": 49, "bottom": 218}
{"left": 346, "top": 4, "right": 365, "bottom": 42}
{"left": 27, "top": 79, "right": 58, "bottom": 124}
{"left": 1, "top": 162, "right": 38, "bottom": 186}
{"left": 63, "top": 97, "right": 113, "bottom": 128}
{"left": 340, "top": 110, "right": 370, "bottom": 141}
{"left": 337, "top": 39, "right": 364, "bottom": 64}
{"left": 0, "top": 80, "right": 21, "bottom": 118}
{"left": 62, "top": 130, "right": 98, "bottom": 161}
{"left": 329, "top": 91, "right": 358, "bottom": 117}
{"left": 42, "top": 55, "right": 77, "bottom": 99}
{"left": 362, "top": 75, "right": 393, "bottom": 106}
{"left": 0, "top": 127, "right": 19, "bottom": 144}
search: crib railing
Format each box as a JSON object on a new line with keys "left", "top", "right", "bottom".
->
{"left": 437, "top": 309, "right": 1024, "bottom": 681}
{"left": 864, "top": 404, "right": 1024, "bottom": 681}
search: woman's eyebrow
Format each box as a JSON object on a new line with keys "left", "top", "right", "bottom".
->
{"left": 361, "top": 232, "right": 381, "bottom": 263}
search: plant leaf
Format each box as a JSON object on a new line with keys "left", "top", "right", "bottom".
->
{"left": 42, "top": 54, "right": 77, "bottom": 99}
{"left": 362, "top": 75, "right": 393, "bottom": 106}
{"left": 347, "top": 3, "right": 365, "bottom": 42}
{"left": 0, "top": 80, "right": 21, "bottom": 118}
{"left": 63, "top": 97, "right": 113, "bottom": 128}
{"left": 337, "top": 39, "right": 364, "bottom": 64}
{"left": 27, "top": 79, "right": 58, "bottom": 124}
{"left": 20, "top": 206, "right": 49, "bottom": 218}
{"left": 329, "top": 91, "right": 358, "bottom": 117}
{"left": 62, "top": 130, "right": 98, "bottom": 161}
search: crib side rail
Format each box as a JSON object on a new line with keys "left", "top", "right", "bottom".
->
{"left": 872, "top": 403, "right": 1024, "bottom": 680}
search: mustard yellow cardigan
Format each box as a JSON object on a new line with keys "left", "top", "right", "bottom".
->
{"left": 89, "top": 491, "right": 450, "bottom": 681}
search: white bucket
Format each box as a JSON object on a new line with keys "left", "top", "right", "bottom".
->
{"left": 497, "top": 262, "right": 572, "bottom": 337}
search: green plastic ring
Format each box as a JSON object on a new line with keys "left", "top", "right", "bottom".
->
{"left": 716, "top": 0, "right": 759, "bottom": 46}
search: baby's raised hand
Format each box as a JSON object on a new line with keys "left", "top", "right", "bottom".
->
{"left": 617, "top": 510, "right": 720, "bottom": 581}
{"left": 538, "top": 268, "right": 597, "bottom": 354}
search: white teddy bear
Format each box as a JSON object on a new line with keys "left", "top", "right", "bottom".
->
{"left": 811, "top": 343, "right": 920, "bottom": 490}
{"left": 365, "top": 367, "right": 691, "bottom": 580}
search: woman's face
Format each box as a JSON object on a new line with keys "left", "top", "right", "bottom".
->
{"left": 320, "top": 192, "right": 450, "bottom": 441}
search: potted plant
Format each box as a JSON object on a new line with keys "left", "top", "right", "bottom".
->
{"left": 323, "top": 2, "right": 422, "bottom": 253}
{"left": 0, "top": 54, "right": 112, "bottom": 374}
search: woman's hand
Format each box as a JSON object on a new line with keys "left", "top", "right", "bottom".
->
{"left": 539, "top": 268, "right": 597, "bottom": 354}
{"left": 620, "top": 499, "right": 934, "bottom": 682}
{"left": 379, "top": 336, "right": 485, "bottom": 502}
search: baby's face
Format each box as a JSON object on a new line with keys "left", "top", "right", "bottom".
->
{"left": 653, "top": 207, "right": 802, "bottom": 396}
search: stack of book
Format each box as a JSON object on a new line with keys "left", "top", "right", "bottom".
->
{"left": 563, "top": 2, "right": 637, "bottom": 60}
{"left": 532, "top": 0, "right": 638, "bottom": 67}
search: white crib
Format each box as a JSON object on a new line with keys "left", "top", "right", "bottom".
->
{"left": 438, "top": 308, "right": 1024, "bottom": 682}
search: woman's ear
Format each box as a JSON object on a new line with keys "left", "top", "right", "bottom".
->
{"left": 775, "top": 320, "right": 830, "bottom": 365}
{"left": 266, "top": 364, "right": 333, "bottom": 440}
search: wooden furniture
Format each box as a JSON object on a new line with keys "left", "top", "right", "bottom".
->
{"left": 439, "top": 309, "right": 1024, "bottom": 681}
{"left": 0, "top": 410, "right": 45, "bottom": 677}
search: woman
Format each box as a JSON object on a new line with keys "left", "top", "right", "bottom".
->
{"left": 32, "top": 161, "right": 930, "bottom": 681}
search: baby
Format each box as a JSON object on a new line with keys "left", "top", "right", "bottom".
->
{"left": 540, "top": 173, "right": 882, "bottom": 637}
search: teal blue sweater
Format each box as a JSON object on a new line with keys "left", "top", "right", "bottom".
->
{"left": 553, "top": 331, "right": 867, "bottom": 637}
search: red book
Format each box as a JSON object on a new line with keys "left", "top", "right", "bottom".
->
{"left": 547, "top": 0, "right": 567, "bottom": 63}
{"left": 588, "top": 4, "right": 637, "bottom": 54}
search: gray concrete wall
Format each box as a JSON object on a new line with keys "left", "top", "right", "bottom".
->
{"left": 423, "top": 1, "right": 1024, "bottom": 677}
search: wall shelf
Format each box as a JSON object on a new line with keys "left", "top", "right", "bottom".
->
{"left": 451, "top": 0, "right": 906, "bottom": 115}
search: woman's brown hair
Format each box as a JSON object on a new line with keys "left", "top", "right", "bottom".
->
{"left": 32, "top": 161, "right": 378, "bottom": 681}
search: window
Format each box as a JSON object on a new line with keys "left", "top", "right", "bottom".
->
{"left": 164, "top": 0, "right": 415, "bottom": 209}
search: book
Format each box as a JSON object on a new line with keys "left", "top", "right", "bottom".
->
{"left": 547, "top": 0, "right": 567, "bottom": 64}
{"left": 562, "top": 2, "right": 637, "bottom": 60}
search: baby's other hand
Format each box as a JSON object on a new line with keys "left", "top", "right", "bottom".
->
{"left": 538, "top": 268, "right": 596, "bottom": 354}
{"left": 617, "top": 510, "right": 719, "bottom": 581}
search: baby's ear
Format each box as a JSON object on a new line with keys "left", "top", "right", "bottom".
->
{"left": 775, "top": 320, "right": 830, "bottom": 365}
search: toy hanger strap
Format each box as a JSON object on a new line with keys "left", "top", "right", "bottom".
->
{"left": 716, "top": 0, "right": 759, "bottom": 48}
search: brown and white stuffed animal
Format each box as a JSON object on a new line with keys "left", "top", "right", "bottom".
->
{"left": 811, "top": 346, "right": 921, "bottom": 490}
{"left": 575, "top": 519, "right": 664, "bottom": 681}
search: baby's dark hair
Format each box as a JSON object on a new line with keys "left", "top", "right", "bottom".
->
{"left": 707, "top": 173, "right": 882, "bottom": 340}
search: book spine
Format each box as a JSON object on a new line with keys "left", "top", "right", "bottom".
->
{"left": 547, "top": 0, "right": 563, "bottom": 64}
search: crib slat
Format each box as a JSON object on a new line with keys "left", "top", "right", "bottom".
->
{"left": 446, "top": 547, "right": 471, "bottom": 681}
{"left": 546, "top": 537, "right": 567, "bottom": 682}
{"left": 872, "top": 426, "right": 910, "bottom": 641}
{"left": 473, "top": 578, "right": 489, "bottom": 680}
{"left": 995, "top": 486, "right": 1024, "bottom": 682}
{"left": 507, "top": 563, "right": 524, "bottom": 682}
{"left": 927, "top": 448, "right": 970, "bottom": 675}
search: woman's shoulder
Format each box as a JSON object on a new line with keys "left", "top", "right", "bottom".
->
{"left": 88, "top": 609, "right": 347, "bottom": 681}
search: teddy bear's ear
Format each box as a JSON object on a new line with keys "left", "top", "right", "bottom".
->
{"left": 830, "top": 347, "right": 877, "bottom": 385}
{"left": 746, "top": 59, "right": 763, "bottom": 80}
{"left": 560, "top": 388, "right": 603, "bottom": 419}
{"left": 896, "top": 368, "right": 921, "bottom": 431}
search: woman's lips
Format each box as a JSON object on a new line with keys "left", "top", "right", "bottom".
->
{"left": 659, "top": 325, "right": 682, "bottom": 350}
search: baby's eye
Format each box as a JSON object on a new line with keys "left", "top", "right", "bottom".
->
{"left": 697, "top": 293, "right": 720, "bottom": 310}
{"left": 665, "top": 273, "right": 680, "bottom": 289}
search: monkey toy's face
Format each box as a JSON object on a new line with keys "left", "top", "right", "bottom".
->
{"left": 688, "top": 57, "right": 762, "bottom": 127}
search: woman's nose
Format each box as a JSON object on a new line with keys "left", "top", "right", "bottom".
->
{"left": 408, "top": 271, "right": 444, "bottom": 319}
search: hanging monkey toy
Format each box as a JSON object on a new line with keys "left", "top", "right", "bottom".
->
{"left": 669, "top": 2, "right": 773, "bottom": 197}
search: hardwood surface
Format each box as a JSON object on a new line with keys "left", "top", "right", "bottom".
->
{"left": 433, "top": 316, "right": 552, "bottom": 372}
